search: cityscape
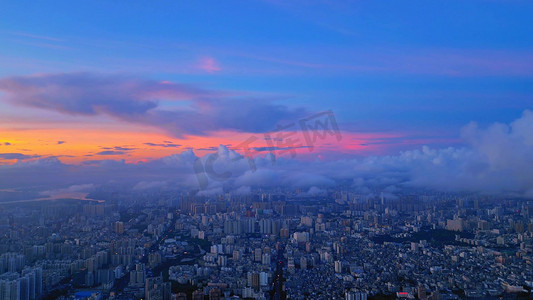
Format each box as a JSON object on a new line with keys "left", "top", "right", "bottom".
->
{"left": 1, "top": 0, "right": 533, "bottom": 299}
{"left": 0, "top": 191, "right": 533, "bottom": 299}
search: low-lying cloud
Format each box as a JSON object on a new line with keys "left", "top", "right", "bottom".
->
{"left": 1, "top": 110, "right": 532, "bottom": 198}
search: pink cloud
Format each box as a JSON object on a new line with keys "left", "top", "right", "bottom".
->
{"left": 198, "top": 56, "right": 221, "bottom": 73}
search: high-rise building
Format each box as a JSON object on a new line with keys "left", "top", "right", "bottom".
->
{"left": 300, "top": 257, "right": 307, "bottom": 270}
{"left": 0, "top": 278, "right": 20, "bottom": 300}
{"left": 145, "top": 275, "right": 171, "bottom": 300}
{"left": 418, "top": 284, "right": 427, "bottom": 300}
{"left": 334, "top": 260, "right": 343, "bottom": 273}
{"left": 192, "top": 290, "right": 204, "bottom": 300}
{"left": 261, "top": 253, "right": 271, "bottom": 265}
{"left": 209, "top": 288, "right": 221, "bottom": 300}
{"left": 254, "top": 248, "right": 262, "bottom": 262}
{"left": 114, "top": 221, "right": 124, "bottom": 234}
{"left": 259, "top": 272, "right": 269, "bottom": 286}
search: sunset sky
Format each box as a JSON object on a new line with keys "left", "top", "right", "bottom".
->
{"left": 1, "top": 1, "right": 533, "bottom": 196}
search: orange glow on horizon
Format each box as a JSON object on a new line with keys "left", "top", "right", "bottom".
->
{"left": 0, "top": 126, "right": 410, "bottom": 165}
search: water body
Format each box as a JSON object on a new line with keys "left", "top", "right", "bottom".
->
{"left": 0, "top": 192, "right": 105, "bottom": 204}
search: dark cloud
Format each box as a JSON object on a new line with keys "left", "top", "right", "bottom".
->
{"left": 4, "top": 142, "right": 11, "bottom": 146}
{"left": 196, "top": 146, "right": 222, "bottom": 151}
{"left": 144, "top": 142, "right": 180, "bottom": 148}
{"left": 0, "top": 72, "right": 212, "bottom": 116}
{"left": 96, "top": 150, "right": 126, "bottom": 155}
{"left": 99, "top": 146, "right": 135, "bottom": 151}
{"left": 0, "top": 72, "right": 306, "bottom": 137}
{"left": 57, "top": 141, "right": 66, "bottom": 144}
{"left": 0, "top": 153, "right": 40, "bottom": 160}
{"left": 113, "top": 146, "right": 136, "bottom": 151}
{"left": 252, "top": 146, "right": 311, "bottom": 152}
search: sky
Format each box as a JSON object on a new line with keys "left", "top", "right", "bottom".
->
{"left": 1, "top": 1, "right": 533, "bottom": 198}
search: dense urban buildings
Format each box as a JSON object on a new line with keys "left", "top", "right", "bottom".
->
{"left": 0, "top": 190, "right": 532, "bottom": 299}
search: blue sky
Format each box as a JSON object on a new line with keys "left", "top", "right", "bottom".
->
{"left": 1, "top": 1, "right": 533, "bottom": 196}
{"left": 2, "top": 1, "right": 532, "bottom": 136}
